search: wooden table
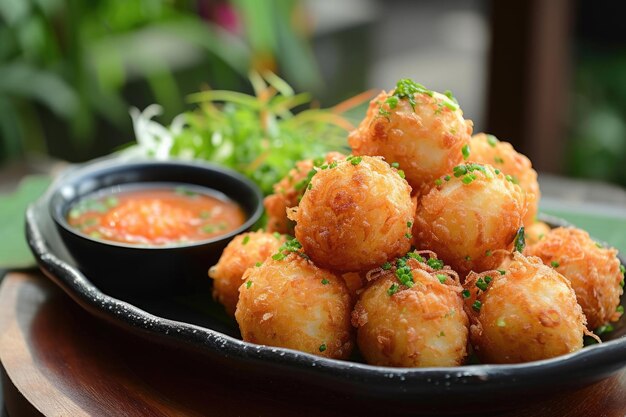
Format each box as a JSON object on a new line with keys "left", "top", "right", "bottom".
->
{"left": 1, "top": 272, "right": 625, "bottom": 417}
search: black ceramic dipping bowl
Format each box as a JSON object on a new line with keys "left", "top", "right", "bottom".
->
{"left": 49, "top": 158, "right": 263, "bottom": 297}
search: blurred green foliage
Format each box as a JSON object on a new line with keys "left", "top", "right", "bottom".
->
{"left": 567, "top": 51, "right": 626, "bottom": 186}
{"left": 0, "top": 0, "right": 321, "bottom": 163}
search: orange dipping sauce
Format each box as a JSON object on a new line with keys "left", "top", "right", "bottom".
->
{"left": 67, "top": 185, "right": 246, "bottom": 246}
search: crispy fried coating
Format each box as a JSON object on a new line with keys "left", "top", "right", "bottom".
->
{"left": 289, "top": 155, "right": 414, "bottom": 272}
{"left": 470, "top": 133, "right": 540, "bottom": 226}
{"left": 208, "top": 231, "right": 286, "bottom": 315}
{"left": 235, "top": 253, "right": 354, "bottom": 359}
{"left": 352, "top": 251, "right": 468, "bottom": 367}
{"left": 525, "top": 221, "right": 551, "bottom": 247}
{"left": 526, "top": 227, "right": 624, "bottom": 329}
{"left": 348, "top": 89, "right": 472, "bottom": 192}
{"left": 413, "top": 163, "right": 527, "bottom": 276}
{"left": 264, "top": 152, "right": 345, "bottom": 234}
{"left": 463, "top": 253, "right": 587, "bottom": 364}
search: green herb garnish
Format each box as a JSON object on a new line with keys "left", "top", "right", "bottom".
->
{"left": 427, "top": 258, "right": 444, "bottom": 270}
{"left": 462, "top": 144, "right": 470, "bottom": 160}
{"left": 387, "top": 283, "right": 400, "bottom": 296}
{"left": 513, "top": 227, "right": 525, "bottom": 253}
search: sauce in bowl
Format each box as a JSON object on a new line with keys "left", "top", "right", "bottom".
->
{"left": 67, "top": 184, "right": 246, "bottom": 246}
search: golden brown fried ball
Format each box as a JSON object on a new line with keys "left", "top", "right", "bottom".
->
{"left": 463, "top": 253, "right": 588, "bottom": 364}
{"left": 352, "top": 251, "right": 468, "bottom": 367}
{"left": 235, "top": 253, "right": 353, "bottom": 359}
{"left": 264, "top": 152, "right": 345, "bottom": 234}
{"left": 469, "top": 133, "right": 540, "bottom": 226}
{"left": 413, "top": 163, "right": 527, "bottom": 276}
{"left": 524, "top": 221, "right": 551, "bottom": 247}
{"left": 526, "top": 227, "right": 624, "bottom": 329}
{"left": 348, "top": 87, "right": 473, "bottom": 192}
{"left": 341, "top": 271, "right": 366, "bottom": 300}
{"left": 289, "top": 155, "right": 414, "bottom": 272}
{"left": 209, "top": 231, "right": 286, "bottom": 315}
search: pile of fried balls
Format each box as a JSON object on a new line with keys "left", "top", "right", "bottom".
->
{"left": 209, "top": 79, "right": 625, "bottom": 366}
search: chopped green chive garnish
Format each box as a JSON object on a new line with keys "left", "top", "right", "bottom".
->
{"left": 273, "top": 232, "right": 282, "bottom": 240}
{"left": 620, "top": 265, "right": 625, "bottom": 275}
{"left": 391, "top": 162, "right": 400, "bottom": 168}
{"left": 407, "top": 252, "right": 425, "bottom": 262}
{"left": 498, "top": 269, "right": 506, "bottom": 275}
{"left": 494, "top": 169, "right": 501, "bottom": 175}
{"left": 435, "top": 178, "right": 443, "bottom": 186}
{"left": 319, "top": 343, "right": 327, "bottom": 352}
{"left": 462, "top": 144, "right": 470, "bottom": 160}
{"left": 272, "top": 253, "right": 286, "bottom": 261}
{"left": 407, "top": 221, "right": 413, "bottom": 228}
{"left": 427, "top": 258, "right": 444, "bottom": 270}
{"left": 465, "top": 255, "right": 472, "bottom": 261}
{"left": 387, "top": 283, "right": 400, "bottom": 296}
{"left": 462, "top": 174, "right": 476, "bottom": 184}
{"left": 476, "top": 278, "right": 488, "bottom": 291}
{"left": 246, "top": 281, "right": 252, "bottom": 289}
{"left": 395, "top": 258, "right": 414, "bottom": 288}
{"left": 350, "top": 156, "right": 363, "bottom": 166}
{"left": 496, "top": 317, "right": 506, "bottom": 327}
{"left": 462, "top": 289, "right": 470, "bottom": 298}
{"left": 405, "top": 233, "right": 412, "bottom": 239}
{"left": 617, "top": 305, "right": 624, "bottom": 314}
{"left": 444, "top": 175, "right": 451, "bottom": 181}
{"left": 321, "top": 279, "right": 329, "bottom": 285}
{"left": 513, "top": 227, "right": 525, "bottom": 253}
{"left": 494, "top": 156, "right": 504, "bottom": 164}
{"left": 398, "top": 170, "right": 406, "bottom": 179}
{"left": 485, "top": 250, "right": 492, "bottom": 257}
{"left": 453, "top": 165, "right": 467, "bottom": 177}
{"left": 505, "top": 174, "right": 519, "bottom": 184}
{"left": 484, "top": 276, "right": 492, "bottom": 284}
{"left": 486, "top": 135, "right": 498, "bottom": 147}
{"left": 255, "top": 262, "right": 263, "bottom": 267}
{"left": 472, "top": 300, "right": 482, "bottom": 312}
{"left": 551, "top": 261, "right": 560, "bottom": 268}
{"left": 242, "top": 235, "right": 250, "bottom": 245}
{"left": 436, "top": 274, "right": 447, "bottom": 284}
{"left": 381, "top": 262, "right": 392, "bottom": 270}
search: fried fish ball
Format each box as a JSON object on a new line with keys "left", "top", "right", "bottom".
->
{"left": 413, "top": 163, "right": 527, "bottom": 276}
{"left": 470, "top": 133, "right": 540, "bottom": 226}
{"left": 288, "top": 155, "right": 414, "bottom": 272}
{"left": 348, "top": 80, "right": 473, "bottom": 192}
{"left": 463, "top": 253, "right": 588, "bottom": 364}
{"left": 235, "top": 252, "right": 353, "bottom": 359}
{"left": 208, "top": 231, "right": 286, "bottom": 315}
{"left": 352, "top": 251, "right": 468, "bottom": 367}
{"left": 526, "top": 227, "right": 624, "bottom": 329}
{"left": 524, "top": 221, "right": 551, "bottom": 247}
{"left": 264, "top": 152, "right": 345, "bottom": 234}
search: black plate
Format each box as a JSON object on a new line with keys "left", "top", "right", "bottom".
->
{"left": 25, "top": 170, "right": 626, "bottom": 414}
